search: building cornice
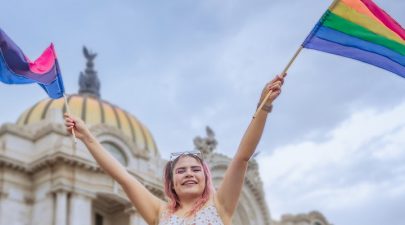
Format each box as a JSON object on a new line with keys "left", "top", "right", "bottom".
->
{"left": 0, "top": 151, "right": 101, "bottom": 173}
{"left": 1, "top": 123, "right": 152, "bottom": 161}
{"left": 0, "top": 122, "right": 70, "bottom": 141}
{"left": 0, "top": 151, "right": 165, "bottom": 199}
{"left": 0, "top": 123, "right": 34, "bottom": 140}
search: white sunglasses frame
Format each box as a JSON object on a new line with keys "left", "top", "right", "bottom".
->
{"left": 169, "top": 150, "right": 203, "bottom": 161}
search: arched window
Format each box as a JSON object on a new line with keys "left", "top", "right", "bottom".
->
{"left": 313, "top": 221, "right": 323, "bottom": 225}
{"left": 102, "top": 142, "right": 128, "bottom": 166}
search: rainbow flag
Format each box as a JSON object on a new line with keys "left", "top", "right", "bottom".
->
{"left": 0, "top": 28, "right": 65, "bottom": 99}
{"left": 303, "top": 0, "right": 405, "bottom": 78}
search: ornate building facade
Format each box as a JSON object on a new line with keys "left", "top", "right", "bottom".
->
{"left": 272, "top": 211, "right": 331, "bottom": 225}
{"left": 0, "top": 47, "right": 276, "bottom": 225}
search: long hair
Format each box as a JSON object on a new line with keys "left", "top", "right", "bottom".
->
{"left": 163, "top": 154, "right": 214, "bottom": 217}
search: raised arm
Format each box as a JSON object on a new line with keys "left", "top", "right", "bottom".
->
{"left": 64, "top": 114, "right": 164, "bottom": 225}
{"left": 215, "top": 74, "right": 284, "bottom": 218}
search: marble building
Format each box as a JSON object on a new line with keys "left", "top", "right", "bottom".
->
{"left": 0, "top": 47, "right": 275, "bottom": 225}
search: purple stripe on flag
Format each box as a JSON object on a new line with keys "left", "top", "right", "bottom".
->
{"left": 38, "top": 59, "right": 65, "bottom": 99}
{"left": 1, "top": 51, "right": 65, "bottom": 99}
{"left": 0, "top": 51, "right": 35, "bottom": 84}
{"left": 0, "top": 29, "right": 58, "bottom": 84}
{"left": 304, "top": 36, "right": 405, "bottom": 78}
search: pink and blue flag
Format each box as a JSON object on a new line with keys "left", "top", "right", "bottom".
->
{"left": 302, "top": 0, "right": 405, "bottom": 78}
{"left": 0, "top": 28, "right": 65, "bottom": 99}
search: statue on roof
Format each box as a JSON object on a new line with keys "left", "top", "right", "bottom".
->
{"left": 193, "top": 126, "right": 218, "bottom": 155}
{"left": 79, "top": 46, "right": 101, "bottom": 98}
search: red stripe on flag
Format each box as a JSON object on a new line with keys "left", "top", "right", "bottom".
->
{"left": 361, "top": 0, "right": 405, "bottom": 40}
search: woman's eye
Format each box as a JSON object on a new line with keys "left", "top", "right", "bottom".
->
{"left": 193, "top": 168, "right": 201, "bottom": 172}
{"left": 176, "top": 169, "right": 185, "bottom": 174}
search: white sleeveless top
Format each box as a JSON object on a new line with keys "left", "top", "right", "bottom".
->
{"left": 158, "top": 204, "right": 224, "bottom": 225}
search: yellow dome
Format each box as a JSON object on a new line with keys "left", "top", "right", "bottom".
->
{"left": 16, "top": 94, "right": 158, "bottom": 155}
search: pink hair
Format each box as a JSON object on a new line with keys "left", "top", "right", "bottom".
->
{"left": 163, "top": 154, "right": 214, "bottom": 217}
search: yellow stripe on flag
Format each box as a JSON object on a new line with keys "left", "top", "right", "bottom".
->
{"left": 331, "top": 1, "right": 405, "bottom": 45}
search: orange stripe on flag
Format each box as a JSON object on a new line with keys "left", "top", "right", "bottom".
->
{"left": 340, "top": 0, "right": 382, "bottom": 25}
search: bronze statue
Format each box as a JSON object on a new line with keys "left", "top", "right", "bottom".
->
{"left": 79, "top": 46, "right": 101, "bottom": 98}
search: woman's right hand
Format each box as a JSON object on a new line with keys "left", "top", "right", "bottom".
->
{"left": 64, "top": 113, "right": 91, "bottom": 140}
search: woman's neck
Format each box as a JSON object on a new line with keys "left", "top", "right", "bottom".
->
{"left": 178, "top": 196, "right": 200, "bottom": 209}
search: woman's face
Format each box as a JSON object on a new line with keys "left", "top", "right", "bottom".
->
{"left": 172, "top": 156, "right": 206, "bottom": 199}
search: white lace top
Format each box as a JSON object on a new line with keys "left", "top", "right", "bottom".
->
{"left": 158, "top": 205, "right": 224, "bottom": 225}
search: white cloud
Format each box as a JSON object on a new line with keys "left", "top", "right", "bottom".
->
{"left": 258, "top": 101, "right": 405, "bottom": 224}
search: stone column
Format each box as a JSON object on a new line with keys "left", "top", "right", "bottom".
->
{"left": 55, "top": 191, "right": 67, "bottom": 225}
{"left": 30, "top": 192, "right": 53, "bottom": 225}
{"left": 69, "top": 193, "right": 93, "bottom": 225}
{"left": 0, "top": 191, "right": 7, "bottom": 225}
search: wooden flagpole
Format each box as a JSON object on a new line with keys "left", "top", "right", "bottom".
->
{"left": 253, "top": 45, "right": 304, "bottom": 118}
{"left": 63, "top": 93, "right": 77, "bottom": 142}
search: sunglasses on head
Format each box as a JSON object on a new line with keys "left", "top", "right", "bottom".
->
{"left": 169, "top": 150, "right": 203, "bottom": 161}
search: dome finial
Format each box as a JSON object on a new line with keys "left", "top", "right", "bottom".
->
{"left": 79, "top": 46, "right": 101, "bottom": 98}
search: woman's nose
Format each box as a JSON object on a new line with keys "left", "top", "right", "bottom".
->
{"left": 184, "top": 169, "right": 194, "bottom": 177}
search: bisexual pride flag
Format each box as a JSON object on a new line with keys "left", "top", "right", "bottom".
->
{"left": 0, "top": 28, "right": 65, "bottom": 99}
{"left": 303, "top": 0, "right": 405, "bottom": 78}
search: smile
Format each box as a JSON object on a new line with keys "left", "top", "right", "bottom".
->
{"left": 182, "top": 180, "right": 197, "bottom": 185}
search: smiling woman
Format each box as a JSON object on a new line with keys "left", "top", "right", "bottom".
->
{"left": 164, "top": 153, "right": 213, "bottom": 215}
{"left": 160, "top": 153, "right": 219, "bottom": 224}
{"left": 63, "top": 74, "right": 284, "bottom": 225}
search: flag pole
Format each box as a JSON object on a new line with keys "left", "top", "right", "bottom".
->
{"left": 63, "top": 93, "right": 77, "bottom": 142}
{"left": 253, "top": 45, "right": 304, "bottom": 118}
{"left": 253, "top": 0, "right": 341, "bottom": 118}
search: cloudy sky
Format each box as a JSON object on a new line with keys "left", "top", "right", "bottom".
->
{"left": 1, "top": 0, "right": 404, "bottom": 224}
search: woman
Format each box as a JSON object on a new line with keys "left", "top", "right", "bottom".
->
{"left": 64, "top": 74, "right": 284, "bottom": 225}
